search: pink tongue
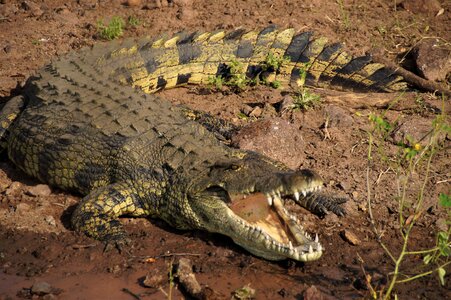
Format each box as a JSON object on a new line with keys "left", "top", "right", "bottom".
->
{"left": 229, "top": 193, "right": 270, "bottom": 222}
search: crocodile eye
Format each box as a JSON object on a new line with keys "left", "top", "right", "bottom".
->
{"left": 230, "top": 164, "right": 240, "bottom": 170}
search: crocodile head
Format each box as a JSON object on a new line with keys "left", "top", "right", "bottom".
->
{"left": 186, "top": 151, "right": 325, "bottom": 262}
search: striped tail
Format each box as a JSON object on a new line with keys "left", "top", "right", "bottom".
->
{"left": 84, "top": 26, "right": 408, "bottom": 94}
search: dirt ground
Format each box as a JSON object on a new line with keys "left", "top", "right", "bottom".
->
{"left": 0, "top": 0, "right": 450, "bottom": 299}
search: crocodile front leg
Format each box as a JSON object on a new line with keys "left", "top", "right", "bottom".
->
{"left": 71, "top": 181, "right": 154, "bottom": 251}
{"left": 295, "top": 192, "right": 347, "bottom": 217}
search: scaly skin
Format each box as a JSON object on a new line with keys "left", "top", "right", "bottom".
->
{"left": 0, "top": 27, "right": 406, "bottom": 261}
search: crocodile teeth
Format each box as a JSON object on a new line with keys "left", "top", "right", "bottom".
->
{"left": 318, "top": 244, "right": 323, "bottom": 252}
{"left": 315, "top": 233, "right": 319, "bottom": 243}
{"left": 302, "top": 190, "right": 307, "bottom": 197}
{"left": 289, "top": 241, "right": 293, "bottom": 249}
{"left": 294, "top": 191, "right": 300, "bottom": 201}
{"left": 266, "top": 195, "right": 273, "bottom": 206}
{"left": 309, "top": 245, "right": 314, "bottom": 253}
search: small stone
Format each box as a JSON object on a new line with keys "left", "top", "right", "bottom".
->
{"left": 401, "top": 0, "right": 442, "bottom": 16}
{"left": 242, "top": 105, "right": 253, "bottom": 116}
{"left": 21, "top": 1, "right": 43, "bottom": 17}
{"left": 31, "top": 281, "right": 52, "bottom": 296}
{"left": 351, "top": 191, "right": 359, "bottom": 200}
{"left": 26, "top": 184, "right": 51, "bottom": 197}
{"left": 173, "top": 0, "right": 193, "bottom": 7}
{"left": 249, "top": 106, "right": 262, "bottom": 118}
{"left": 176, "top": 258, "right": 202, "bottom": 298}
{"left": 340, "top": 230, "right": 360, "bottom": 246}
{"left": 5, "top": 182, "right": 22, "bottom": 195}
{"left": 392, "top": 117, "right": 447, "bottom": 147}
{"left": 44, "top": 215, "right": 56, "bottom": 226}
{"left": 324, "top": 105, "right": 353, "bottom": 128}
{"left": 413, "top": 39, "right": 450, "bottom": 82}
{"left": 123, "top": 0, "right": 142, "bottom": 7}
{"left": 15, "top": 203, "right": 31, "bottom": 214}
{"left": 303, "top": 285, "right": 325, "bottom": 300}
{"left": 143, "top": 268, "right": 165, "bottom": 288}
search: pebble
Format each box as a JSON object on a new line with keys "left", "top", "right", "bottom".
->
{"left": 15, "top": 203, "right": 31, "bottom": 214}
{"left": 249, "top": 106, "right": 262, "bottom": 118}
{"left": 176, "top": 258, "right": 202, "bottom": 297}
{"left": 44, "top": 215, "right": 56, "bottom": 226}
{"left": 31, "top": 281, "right": 52, "bottom": 296}
{"left": 143, "top": 268, "right": 165, "bottom": 288}
{"left": 21, "top": 1, "right": 43, "bottom": 17}
{"left": 340, "top": 230, "right": 361, "bottom": 246}
{"left": 5, "top": 181, "right": 22, "bottom": 195}
{"left": 413, "top": 39, "right": 450, "bottom": 82}
{"left": 401, "top": 0, "right": 442, "bottom": 16}
{"left": 26, "top": 184, "right": 52, "bottom": 197}
{"left": 303, "top": 285, "right": 326, "bottom": 300}
{"left": 124, "top": 0, "right": 142, "bottom": 7}
{"left": 323, "top": 105, "right": 354, "bottom": 128}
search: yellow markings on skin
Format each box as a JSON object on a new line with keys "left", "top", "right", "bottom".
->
{"left": 208, "top": 31, "right": 226, "bottom": 43}
{"left": 194, "top": 32, "right": 211, "bottom": 43}
{"left": 152, "top": 37, "right": 166, "bottom": 48}
{"left": 164, "top": 36, "right": 180, "bottom": 48}
{"left": 352, "top": 63, "right": 385, "bottom": 87}
{"left": 7, "top": 113, "right": 17, "bottom": 121}
{"left": 271, "top": 28, "right": 295, "bottom": 58}
{"left": 386, "top": 78, "right": 408, "bottom": 91}
{"left": 292, "top": 37, "right": 328, "bottom": 84}
{"left": 251, "top": 29, "right": 278, "bottom": 64}
{"left": 320, "top": 51, "right": 352, "bottom": 81}
{"left": 110, "top": 45, "right": 139, "bottom": 58}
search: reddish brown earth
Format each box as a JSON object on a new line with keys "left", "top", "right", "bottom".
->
{"left": 0, "top": 0, "right": 450, "bottom": 299}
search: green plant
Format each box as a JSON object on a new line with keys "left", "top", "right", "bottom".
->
{"left": 291, "top": 88, "right": 322, "bottom": 110}
{"left": 365, "top": 106, "right": 450, "bottom": 299}
{"left": 336, "top": 0, "right": 350, "bottom": 30}
{"left": 207, "top": 54, "right": 289, "bottom": 92}
{"left": 97, "top": 16, "right": 125, "bottom": 40}
{"left": 128, "top": 15, "right": 140, "bottom": 27}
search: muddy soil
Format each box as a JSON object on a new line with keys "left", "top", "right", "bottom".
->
{"left": 0, "top": 0, "right": 450, "bottom": 299}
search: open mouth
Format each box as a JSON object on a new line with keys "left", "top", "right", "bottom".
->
{"left": 228, "top": 185, "right": 324, "bottom": 261}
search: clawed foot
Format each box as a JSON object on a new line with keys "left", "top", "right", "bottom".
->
{"left": 294, "top": 193, "right": 347, "bottom": 217}
{"left": 103, "top": 234, "right": 133, "bottom": 255}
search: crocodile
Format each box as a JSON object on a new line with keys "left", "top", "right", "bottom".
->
{"left": 0, "top": 27, "right": 407, "bottom": 262}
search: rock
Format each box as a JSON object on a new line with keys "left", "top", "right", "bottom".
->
{"left": 26, "top": 184, "right": 51, "bottom": 197}
{"left": 248, "top": 106, "right": 262, "bottom": 118}
{"left": 44, "top": 215, "right": 56, "bottom": 226}
{"left": 15, "top": 203, "right": 31, "bottom": 214}
{"left": 401, "top": 0, "right": 442, "bottom": 16}
{"left": 123, "top": 0, "right": 142, "bottom": 7}
{"left": 143, "top": 268, "right": 165, "bottom": 288}
{"left": 173, "top": 0, "right": 193, "bottom": 7}
{"left": 323, "top": 105, "right": 353, "bottom": 128}
{"left": 340, "top": 230, "right": 360, "bottom": 246}
{"left": 176, "top": 258, "right": 202, "bottom": 298}
{"left": 413, "top": 39, "right": 450, "bottom": 82}
{"left": 31, "top": 281, "right": 52, "bottom": 296}
{"left": 303, "top": 285, "right": 325, "bottom": 300}
{"left": 5, "top": 181, "right": 22, "bottom": 195}
{"left": 21, "top": 1, "right": 43, "bottom": 17}
{"left": 231, "top": 118, "right": 305, "bottom": 169}
{"left": 392, "top": 116, "right": 447, "bottom": 147}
